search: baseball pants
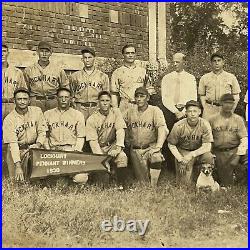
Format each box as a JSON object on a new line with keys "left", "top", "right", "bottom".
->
{"left": 30, "top": 97, "right": 58, "bottom": 112}
{"left": 214, "top": 148, "right": 248, "bottom": 186}
{"left": 202, "top": 102, "right": 221, "bottom": 120}
{"left": 75, "top": 103, "right": 98, "bottom": 121}
{"left": 175, "top": 149, "right": 214, "bottom": 185}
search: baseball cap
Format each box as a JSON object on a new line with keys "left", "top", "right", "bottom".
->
{"left": 185, "top": 100, "right": 201, "bottom": 109}
{"left": 14, "top": 87, "right": 30, "bottom": 97}
{"left": 38, "top": 41, "right": 52, "bottom": 51}
{"left": 134, "top": 87, "right": 149, "bottom": 96}
{"left": 220, "top": 93, "right": 235, "bottom": 102}
{"left": 210, "top": 52, "right": 224, "bottom": 61}
{"left": 81, "top": 46, "right": 95, "bottom": 56}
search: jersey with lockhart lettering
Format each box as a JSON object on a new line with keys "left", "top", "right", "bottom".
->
{"left": 24, "top": 62, "right": 69, "bottom": 96}
{"left": 167, "top": 118, "right": 213, "bottom": 150}
{"left": 3, "top": 106, "right": 47, "bottom": 146}
{"left": 70, "top": 68, "right": 109, "bottom": 103}
{"left": 86, "top": 108, "right": 126, "bottom": 146}
{"left": 124, "top": 105, "right": 168, "bottom": 147}
{"left": 111, "top": 65, "right": 146, "bottom": 101}
{"left": 2, "top": 66, "right": 27, "bottom": 99}
{"left": 209, "top": 113, "right": 247, "bottom": 149}
{"left": 44, "top": 108, "right": 85, "bottom": 147}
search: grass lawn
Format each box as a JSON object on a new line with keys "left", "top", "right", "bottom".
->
{"left": 2, "top": 179, "right": 248, "bottom": 248}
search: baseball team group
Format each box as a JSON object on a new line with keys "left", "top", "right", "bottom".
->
{"left": 2, "top": 41, "right": 248, "bottom": 189}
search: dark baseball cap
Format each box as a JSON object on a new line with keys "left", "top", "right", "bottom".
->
{"left": 81, "top": 46, "right": 95, "bottom": 56}
{"left": 210, "top": 52, "right": 224, "bottom": 61}
{"left": 185, "top": 100, "right": 201, "bottom": 109}
{"left": 134, "top": 87, "right": 149, "bottom": 96}
{"left": 14, "top": 87, "right": 30, "bottom": 97}
{"left": 220, "top": 93, "right": 235, "bottom": 102}
{"left": 38, "top": 41, "right": 52, "bottom": 51}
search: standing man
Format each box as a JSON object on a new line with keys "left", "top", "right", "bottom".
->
{"left": 111, "top": 44, "right": 147, "bottom": 114}
{"left": 2, "top": 43, "right": 27, "bottom": 120}
{"left": 209, "top": 94, "right": 248, "bottom": 186}
{"left": 70, "top": 47, "right": 110, "bottom": 120}
{"left": 44, "top": 87, "right": 88, "bottom": 183}
{"left": 198, "top": 52, "right": 241, "bottom": 120}
{"left": 24, "top": 41, "right": 69, "bottom": 112}
{"left": 168, "top": 100, "right": 214, "bottom": 185}
{"left": 124, "top": 87, "right": 168, "bottom": 187}
{"left": 86, "top": 91, "right": 127, "bottom": 185}
{"left": 3, "top": 87, "right": 47, "bottom": 181}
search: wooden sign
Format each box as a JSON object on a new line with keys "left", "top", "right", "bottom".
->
{"left": 29, "top": 149, "right": 111, "bottom": 180}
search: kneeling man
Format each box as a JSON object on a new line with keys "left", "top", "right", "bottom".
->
{"left": 168, "top": 100, "right": 214, "bottom": 185}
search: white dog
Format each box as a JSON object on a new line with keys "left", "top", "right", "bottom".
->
{"left": 196, "top": 164, "right": 220, "bottom": 192}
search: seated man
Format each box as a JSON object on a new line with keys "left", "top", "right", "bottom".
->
{"left": 86, "top": 91, "right": 127, "bottom": 186}
{"left": 3, "top": 87, "right": 47, "bottom": 181}
{"left": 209, "top": 94, "right": 248, "bottom": 186}
{"left": 124, "top": 87, "right": 168, "bottom": 187}
{"left": 168, "top": 100, "right": 214, "bottom": 185}
{"left": 44, "top": 87, "right": 88, "bottom": 184}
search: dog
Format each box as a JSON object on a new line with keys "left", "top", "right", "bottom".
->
{"left": 196, "top": 163, "right": 220, "bottom": 192}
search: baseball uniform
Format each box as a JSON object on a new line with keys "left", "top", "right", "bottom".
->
{"left": 124, "top": 105, "right": 168, "bottom": 182}
{"left": 2, "top": 65, "right": 27, "bottom": 120}
{"left": 44, "top": 107, "right": 85, "bottom": 151}
{"left": 3, "top": 106, "right": 47, "bottom": 178}
{"left": 168, "top": 117, "right": 214, "bottom": 184}
{"left": 111, "top": 65, "right": 146, "bottom": 114}
{"left": 24, "top": 62, "right": 69, "bottom": 112}
{"left": 198, "top": 71, "right": 241, "bottom": 119}
{"left": 209, "top": 113, "right": 248, "bottom": 186}
{"left": 86, "top": 107, "right": 127, "bottom": 167}
{"left": 70, "top": 68, "right": 110, "bottom": 120}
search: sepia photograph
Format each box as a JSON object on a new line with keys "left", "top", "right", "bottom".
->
{"left": 2, "top": 2, "right": 248, "bottom": 248}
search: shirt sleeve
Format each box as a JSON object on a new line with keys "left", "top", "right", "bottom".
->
{"left": 198, "top": 75, "right": 206, "bottom": 96}
{"left": 202, "top": 120, "right": 214, "bottom": 143}
{"left": 231, "top": 74, "right": 241, "bottom": 94}
{"left": 76, "top": 112, "right": 86, "bottom": 138}
{"left": 17, "top": 70, "right": 27, "bottom": 88}
{"left": 110, "top": 69, "right": 120, "bottom": 93}
{"left": 86, "top": 116, "right": 98, "bottom": 141}
{"left": 103, "top": 73, "right": 110, "bottom": 91}
{"left": 167, "top": 124, "right": 180, "bottom": 145}
{"left": 36, "top": 109, "right": 48, "bottom": 145}
{"left": 154, "top": 107, "right": 168, "bottom": 128}
{"left": 237, "top": 116, "right": 248, "bottom": 139}
{"left": 114, "top": 109, "right": 127, "bottom": 130}
{"left": 59, "top": 69, "right": 70, "bottom": 89}
{"left": 190, "top": 75, "right": 198, "bottom": 101}
{"left": 3, "top": 116, "right": 18, "bottom": 144}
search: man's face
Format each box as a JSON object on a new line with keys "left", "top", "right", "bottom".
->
{"left": 186, "top": 106, "right": 201, "bottom": 122}
{"left": 82, "top": 52, "right": 95, "bottom": 69}
{"left": 123, "top": 47, "right": 136, "bottom": 64}
{"left": 211, "top": 56, "right": 224, "bottom": 71}
{"left": 221, "top": 101, "right": 234, "bottom": 112}
{"left": 37, "top": 48, "right": 52, "bottom": 62}
{"left": 2, "top": 46, "right": 9, "bottom": 63}
{"left": 15, "top": 92, "right": 30, "bottom": 110}
{"left": 173, "top": 55, "right": 184, "bottom": 72}
{"left": 57, "top": 90, "right": 71, "bottom": 110}
{"left": 99, "top": 94, "right": 111, "bottom": 112}
{"left": 135, "top": 93, "right": 149, "bottom": 108}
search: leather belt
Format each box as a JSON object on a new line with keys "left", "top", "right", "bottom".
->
{"left": 2, "top": 98, "right": 14, "bottom": 103}
{"left": 179, "top": 147, "right": 194, "bottom": 151}
{"left": 132, "top": 144, "right": 150, "bottom": 150}
{"left": 19, "top": 144, "right": 30, "bottom": 150}
{"left": 76, "top": 102, "right": 97, "bottom": 108}
{"left": 214, "top": 146, "right": 238, "bottom": 152}
{"left": 32, "top": 95, "right": 57, "bottom": 100}
{"left": 206, "top": 100, "right": 221, "bottom": 106}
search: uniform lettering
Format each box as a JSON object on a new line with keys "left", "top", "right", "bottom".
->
{"left": 30, "top": 74, "right": 58, "bottom": 86}
{"left": 75, "top": 81, "right": 103, "bottom": 92}
{"left": 16, "top": 121, "right": 37, "bottom": 136}
{"left": 128, "top": 122, "right": 154, "bottom": 130}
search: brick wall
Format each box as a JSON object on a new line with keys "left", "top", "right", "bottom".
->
{"left": 2, "top": 2, "right": 149, "bottom": 61}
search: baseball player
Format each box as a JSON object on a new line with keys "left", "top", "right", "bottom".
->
{"left": 44, "top": 87, "right": 88, "bottom": 184}
{"left": 3, "top": 87, "right": 47, "bottom": 181}
{"left": 124, "top": 87, "right": 168, "bottom": 187}
{"left": 70, "top": 47, "right": 110, "bottom": 120}
{"left": 111, "top": 44, "right": 147, "bottom": 114}
{"left": 2, "top": 43, "right": 27, "bottom": 120}
{"left": 198, "top": 52, "right": 241, "bottom": 120}
{"left": 168, "top": 100, "right": 214, "bottom": 185}
{"left": 209, "top": 94, "right": 248, "bottom": 186}
{"left": 86, "top": 90, "right": 127, "bottom": 186}
{"left": 24, "top": 41, "right": 69, "bottom": 112}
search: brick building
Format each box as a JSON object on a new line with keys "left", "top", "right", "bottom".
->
{"left": 2, "top": 2, "right": 171, "bottom": 71}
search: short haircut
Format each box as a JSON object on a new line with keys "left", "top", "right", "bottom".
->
{"left": 56, "top": 87, "right": 72, "bottom": 96}
{"left": 173, "top": 52, "right": 186, "bottom": 61}
{"left": 122, "top": 44, "right": 136, "bottom": 54}
{"left": 98, "top": 91, "right": 111, "bottom": 99}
